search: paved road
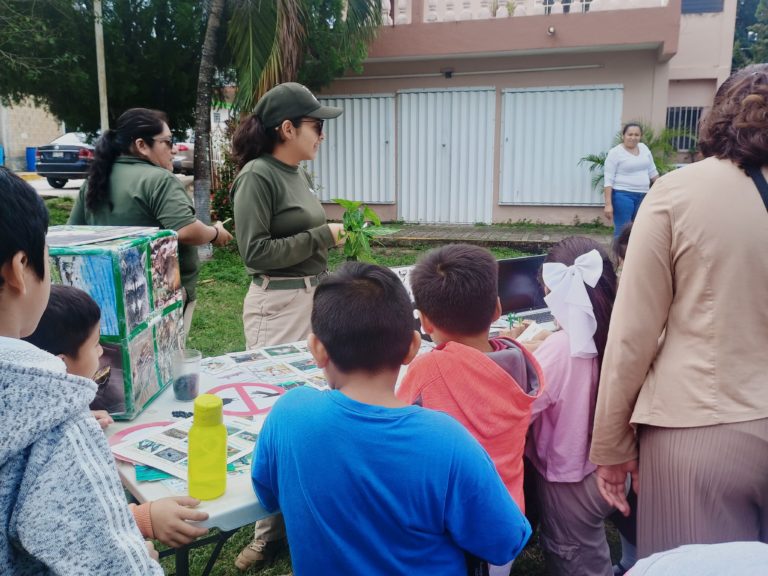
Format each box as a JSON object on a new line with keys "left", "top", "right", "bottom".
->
{"left": 29, "top": 177, "right": 84, "bottom": 199}
{"left": 27, "top": 174, "right": 193, "bottom": 199}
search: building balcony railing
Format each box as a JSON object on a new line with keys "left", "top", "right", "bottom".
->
{"left": 383, "top": 0, "right": 670, "bottom": 25}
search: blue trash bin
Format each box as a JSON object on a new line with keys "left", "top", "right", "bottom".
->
{"left": 0, "top": 145, "right": 4, "bottom": 166}
{"left": 26, "top": 147, "right": 37, "bottom": 171}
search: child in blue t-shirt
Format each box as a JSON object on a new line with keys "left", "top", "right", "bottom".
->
{"left": 251, "top": 262, "right": 531, "bottom": 576}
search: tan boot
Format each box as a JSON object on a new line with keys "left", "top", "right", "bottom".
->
{"left": 234, "top": 537, "right": 286, "bottom": 571}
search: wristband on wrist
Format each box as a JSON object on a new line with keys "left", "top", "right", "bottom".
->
{"left": 211, "top": 225, "right": 220, "bottom": 243}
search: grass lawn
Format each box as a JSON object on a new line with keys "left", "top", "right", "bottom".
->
{"left": 43, "top": 197, "right": 620, "bottom": 575}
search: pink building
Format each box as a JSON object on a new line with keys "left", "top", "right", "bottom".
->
{"left": 313, "top": 0, "right": 736, "bottom": 224}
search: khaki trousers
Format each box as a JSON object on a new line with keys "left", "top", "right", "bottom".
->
{"left": 243, "top": 281, "right": 316, "bottom": 349}
{"left": 244, "top": 279, "right": 315, "bottom": 543}
{"left": 637, "top": 418, "right": 768, "bottom": 558}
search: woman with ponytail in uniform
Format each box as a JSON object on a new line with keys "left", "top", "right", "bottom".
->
{"left": 68, "top": 108, "right": 232, "bottom": 331}
{"left": 230, "top": 83, "right": 344, "bottom": 351}
{"left": 229, "top": 83, "right": 345, "bottom": 572}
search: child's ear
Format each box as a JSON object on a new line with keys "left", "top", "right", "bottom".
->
{"left": 402, "top": 331, "right": 422, "bottom": 366}
{"left": 418, "top": 311, "right": 436, "bottom": 334}
{"left": 1, "top": 252, "right": 30, "bottom": 294}
{"left": 492, "top": 297, "right": 502, "bottom": 322}
{"left": 307, "top": 333, "right": 329, "bottom": 368}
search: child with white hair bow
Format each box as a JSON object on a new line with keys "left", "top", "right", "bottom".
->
{"left": 523, "top": 237, "right": 622, "bottom": 576}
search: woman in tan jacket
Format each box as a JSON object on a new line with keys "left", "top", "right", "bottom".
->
{"left": 590, "top": 64, "right": 768, "bottom": 557}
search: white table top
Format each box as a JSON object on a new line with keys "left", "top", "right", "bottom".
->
{"left": 106, "top": 340, "right": 433, "bottom": 533}
{"left": 106, "top": 375, "right": 274, "bottom": 531}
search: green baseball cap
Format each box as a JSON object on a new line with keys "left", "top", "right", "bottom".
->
{"left": 254, "top": 82, "right": 342, "bottom": 128}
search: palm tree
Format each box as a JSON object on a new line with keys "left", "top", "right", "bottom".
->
{"left": 193, "top": 0, "right": 226, "bottom": 227}
{"left": 192, "top": 0, "right": 382, "bottom": 223}
{"left": 227, "top": 0, "right": 382, "bottom": 112}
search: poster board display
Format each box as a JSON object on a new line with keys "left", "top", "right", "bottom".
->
{"left": 48, "top": 225, "right": 184, "bottom": 420}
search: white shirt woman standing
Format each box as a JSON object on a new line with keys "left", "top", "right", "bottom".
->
{"left": 603, "top": 123, "right": 659, "bottom": 238}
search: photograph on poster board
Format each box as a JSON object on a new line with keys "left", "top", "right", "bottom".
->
{"left": 53, "top": 254, "right": 119, "bottom": 335}
{"left": 155, "top": 307, "right": 183, "bottom": 385}
{"left": 202, "top": 356, "right": 236, "bottom": 375}
{"left": 128, "top": 329, "right": 159, "bottom": 411}
{"left": 111, "top": 417, "right": 258, "bottom": 480}
{"left": 90, "top": 343, "right": 127, "bottom": 414}
{"left": 150, "top": 236, "right": 181, "bottom": 309}
{"left": 120, "top": 247, "right": 150, "bottom": 333}
{"left": 263, "top": 344, "right": 303, "bottom": 357}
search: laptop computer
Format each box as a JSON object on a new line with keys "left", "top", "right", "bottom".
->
{"left": 391, "top": 256, "right": 556, "bottom": 342}
{"left": 496, "top": 255, "right": 555, "bottom": 329}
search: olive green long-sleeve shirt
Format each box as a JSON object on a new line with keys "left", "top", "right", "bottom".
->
{"left": 232, "top": 154, "right": 334, "bottom": 278}
{"left": 68, "top": 156, "right": 200, "bottom": 300}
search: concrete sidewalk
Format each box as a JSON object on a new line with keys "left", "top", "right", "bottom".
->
{"left": 375, "top": 224, "right": 613, "bottom": 253}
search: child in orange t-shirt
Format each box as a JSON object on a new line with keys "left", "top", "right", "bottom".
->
{"left": 396, "top": 244, "right": 544, "bottom": 576}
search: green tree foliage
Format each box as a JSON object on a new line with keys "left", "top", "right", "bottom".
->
{"left": 0, "top": 0, "right": 206, "bottom": 133}
{"left": 748, "top": 0, "right": 768, "bottom": 64}
{"left": 733, "top": 0, "right": 763, "bottom": 68}
{"left": 226, "top": 0, "right": 380, "bottom": 113}
{"left": 297, "top": 0, "right": 373, "bottom": 91}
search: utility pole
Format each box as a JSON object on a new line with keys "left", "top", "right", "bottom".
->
{"left": 94, "top": 0, "right": 109, "bottom": 132}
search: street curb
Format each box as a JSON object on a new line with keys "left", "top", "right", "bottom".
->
{"left": 17, "top": 173, "right": 42, "bottom": 181}
{"left": 375, "top": 234, "right": 612, "bottom": 254}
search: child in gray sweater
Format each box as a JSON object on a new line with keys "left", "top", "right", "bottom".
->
{"left": 0, "top": 167, "right": 162, "bottom": 575}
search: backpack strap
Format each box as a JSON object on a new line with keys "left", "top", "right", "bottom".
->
{"left": 745, "top": 166, "right": 768, "bottom": 212}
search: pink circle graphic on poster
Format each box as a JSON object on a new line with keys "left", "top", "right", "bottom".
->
{"left": 108, "top": 421, "right": 174, "bottom": 446}
{"left": 207, "top": 382, "right": 285, "bottom": 417}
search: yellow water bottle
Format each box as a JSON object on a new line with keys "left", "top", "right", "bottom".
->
{"left": 188, "top": 394, "right": 226, "bottom": 500}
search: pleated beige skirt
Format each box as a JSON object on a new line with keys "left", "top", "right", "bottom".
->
{"left": 637, "top": 417, "right": 768, "bottom": 558}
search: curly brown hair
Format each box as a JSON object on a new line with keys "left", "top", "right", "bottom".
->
{"left": 698, "top": 64, "right": 768, "bottom": 168}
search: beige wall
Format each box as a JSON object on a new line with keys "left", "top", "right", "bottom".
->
{"left": 370, "top": 1, "right": 680, "bottom": 61}
{"left": 313, "top": 0, "right": 741, "bottom": 224}
{"left": 668, "top": 0, "right": 737, "bottom": 106}
{"left": 320, "top": 50, "right": 667, "bottom": 224}
{"left": 0, "top": 100, "right": 62, "bottom": 171}
{"left": 325, "top": 50, "right": 667, "bottom": 127}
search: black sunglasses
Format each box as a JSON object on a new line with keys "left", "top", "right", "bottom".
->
{"left": 300, "top": 119, "right": 324, "bottom": 134}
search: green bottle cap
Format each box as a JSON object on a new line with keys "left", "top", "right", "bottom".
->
{"left": 193, "top": 394, "right": 223, "bottom": 426}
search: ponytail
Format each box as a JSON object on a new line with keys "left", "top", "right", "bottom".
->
{"left": 86, "top": 130, "right": 121, "bottom": 211}
{"left": 85, "top": 108, "right": 168, "bottom": 211}
{"left": 231, "top": 114, "right": 282, "bottom": 171}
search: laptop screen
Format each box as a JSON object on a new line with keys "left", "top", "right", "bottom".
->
{"left": 497, "top": 255, "right": 547, "bottom": 314}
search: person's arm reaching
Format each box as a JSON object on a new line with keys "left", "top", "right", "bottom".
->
{"left": 176, "top": 219, "right": 233, "bottom": 247}
{"left": 603, "top": 149, "right": 618, "bottom": 222}
{"left": 590, "top": 179, "right": 675, "bottom": 512}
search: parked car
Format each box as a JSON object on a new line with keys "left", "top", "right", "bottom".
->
{"left": 173, "top": 138, "right": 194, "bottom": 175}
{"left": 35, "top": 132, "right": 94, "bottom": 188}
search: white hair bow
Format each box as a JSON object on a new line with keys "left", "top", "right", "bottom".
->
{"left": 542, "top": 249, "right": 603, "bottom": 358}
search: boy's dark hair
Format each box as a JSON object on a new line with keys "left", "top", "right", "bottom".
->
{"left": 612, "top": 222, "right": 633, "bottom": 263}
{"left": 24, "top": 285, "right": 101, "bottom": 358}
{"left": 409, "top": 244, "right": 498, "bottom": 335}
{"left": 311, "top": 262, "right": 414, "bottom": 373}
{"left": 0, "top": 167, "right": 49, "bottom": 288}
